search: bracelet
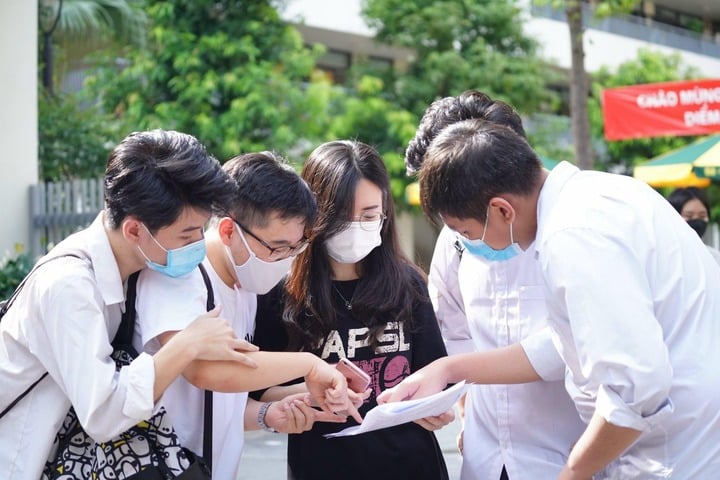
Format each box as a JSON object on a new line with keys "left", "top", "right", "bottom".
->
{"left": 257, "top": 401, "right": 278, "bottom": 433}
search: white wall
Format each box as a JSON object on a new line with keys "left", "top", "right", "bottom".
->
{"left": 525, "top": 17, "right": 720, "bottom": 76}
{"left": 0, "top": 1, "right": 38, "bottom": 259}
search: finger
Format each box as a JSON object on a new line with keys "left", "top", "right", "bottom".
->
{"left": 414, "top": 418, "right": 438, "bottom": 431}
{"left": 344, "top": 401, "right": 363, "bottom": 424}
{"left": 313, "top": 409, "right": 348, "bottom": 424}
{"left": 205, "top": 305, "right": 222, "bottom": 317}
{"left": 227, "top": 350, "right": 257, "bottom": 368}
{"left": 233, "top": 339, "right": 259, "bottom": 352}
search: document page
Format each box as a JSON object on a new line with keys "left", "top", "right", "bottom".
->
{"left": 325, "top": 381, "right": 468, "bottom": 438}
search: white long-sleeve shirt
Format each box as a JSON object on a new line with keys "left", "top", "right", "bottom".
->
{"left": 429, "top": 226, "right": 584, "bottom": 480}
{"left": 134, "top": 258, "right": 257, "bottom": 480}
{"left": 536, "top": 162, "right": 720, "bottom": 478}
{"left": 0, "top": 213, "right": 155, "bottom": 479}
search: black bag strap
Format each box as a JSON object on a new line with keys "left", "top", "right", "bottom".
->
{"left": 0, "top": 253, "right": 84, "bottom": 420}
{"left": 121, "top": 263, "right": 215, "bottom": 464}
{"left": 197, "top": 263, "right": 215, "bottom": 465}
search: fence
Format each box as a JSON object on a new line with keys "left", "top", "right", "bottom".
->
{"left": 25, "top": 178, "right": 720, "bottom": 259}
{"left": 29, "top": 178, "right": 104, "bottom": 258}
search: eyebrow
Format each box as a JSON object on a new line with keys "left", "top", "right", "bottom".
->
{"left": 180, "top": 226, "right": 204, "bottom": 233}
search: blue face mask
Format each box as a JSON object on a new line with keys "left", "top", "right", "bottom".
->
{"left": 138, "top": 224, "right": 206, "bottom": 278}
{"left": 459, "top": 213, "right": 523, "bottom": 262}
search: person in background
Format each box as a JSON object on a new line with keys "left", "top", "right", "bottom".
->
{"left": 667, "top": 186, "right": 720, "bottom": 265}
{"left": 404, "top": 90, "right": 583, "bottom": 480}
{"left": 134, "top": 151, "right": 360, "bottom": 479}
{"left": 380, "top": 118, "right": 720, "bottom": 479}
{"left": 0, "top": 130, "right": 255, "bottom": 479}
{"left": 251, "top": 140, "right": 453, "bottom": 480}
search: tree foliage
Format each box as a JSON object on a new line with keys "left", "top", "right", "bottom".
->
{"left": 38, "top": 91, "right": 117, "bottom": 180}
{"left": 87, "top": 0, "right": 327, "bottom": 161}
{"left": 361, "top": 0, "right": 557, "bottom": 116}
{"left": 589, "top": 48, "right": 702, "bottom": 173}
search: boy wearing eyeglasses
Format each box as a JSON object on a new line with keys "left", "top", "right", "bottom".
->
{"left": 133, "top": 152, "right": 358, "bottom": 479}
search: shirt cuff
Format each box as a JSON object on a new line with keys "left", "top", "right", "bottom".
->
{"left": 595, "top": 384, "right": 674, "bottom": 432}
{"left": 121, "top": 352, "right": 156, "bottom": 420}
{"left": 520, "top": 329, "right": 565, "bottom": 381}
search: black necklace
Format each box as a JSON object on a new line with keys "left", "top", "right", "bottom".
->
{"left": 333, "top": 284, "right": 355, "bottom": 310}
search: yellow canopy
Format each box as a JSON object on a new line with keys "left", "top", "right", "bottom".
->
{"left": 633, "top": 135, "right": 720, "bottom": 188}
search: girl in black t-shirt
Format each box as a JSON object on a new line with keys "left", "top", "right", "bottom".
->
{"left": 251, "top": 140, "right": 451, "bottom": 480}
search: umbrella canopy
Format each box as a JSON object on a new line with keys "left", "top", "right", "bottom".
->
{"left": 405, "top": 155, "right": 562, "bottom": 206}
{"left": 633, "top": 135, "right": 720, "bottom": 188}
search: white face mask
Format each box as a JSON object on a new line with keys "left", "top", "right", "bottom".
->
{"left": 226, "top": 224, "right": 293, "bottom": 294}
{"left": 325, "top": 220, "right": 382, "bottom": 264}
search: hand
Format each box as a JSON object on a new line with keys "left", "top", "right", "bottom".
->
{"left": 265, "top": 393, "right": 349, "bottom": 434}
{"left": 377, "top": 360, "right": 450, "bottom": 404}
{"left": 304, "top": 360, "right": 363, "bottom": 424}
{"left": 414, "top": 408, "right": 455, "bottom": 432}
{"left": 180, "top": 306, "right": 258, "bottom": 367}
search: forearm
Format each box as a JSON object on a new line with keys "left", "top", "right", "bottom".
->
{"left": 152, "top": 332, "right": 199, "bottom": 401}
{"left": 260, "top": 383, "right": 308, "bottom": 401}
{"left": 187, "top": 351, "right": 321, "bottom": 393}
{"left": 444, "top": 343, "right": 542, "bottom": 385}
{"left": 560, "top": 412, "right": 642, "bottom": 479}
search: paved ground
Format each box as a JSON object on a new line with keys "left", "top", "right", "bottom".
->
{"left": 237, "top": 411, "right": 463, "bottom": 479}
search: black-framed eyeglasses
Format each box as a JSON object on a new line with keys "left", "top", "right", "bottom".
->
{"left": 235, "top": 220, "right": 309, "bottom": 261}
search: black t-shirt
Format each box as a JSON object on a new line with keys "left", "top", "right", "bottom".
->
{"left": 251, "top": 267, "right": 449, "bottom": 480}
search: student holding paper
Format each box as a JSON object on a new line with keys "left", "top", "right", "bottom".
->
{"left": 251, "top": 140, "right": 452, "bottom": 480}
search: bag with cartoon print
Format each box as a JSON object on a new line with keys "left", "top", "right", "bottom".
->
{"left": 41, "top": 269, "right": 214, "bottom": 480}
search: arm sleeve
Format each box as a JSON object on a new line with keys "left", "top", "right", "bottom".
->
{"left": 134, "top": 268, "right": 208, "bottom": 354}
{"left": 520, "top": 326, "right": 566, "bottom": 381}
{"left": 29, "top": 261, "right": 155, "bottom": 442}
{"left": 541, "top": 227, "right": 673, "bottom": 431}
{"left": 428, "top": 227, "right": 474, "bottom": 356}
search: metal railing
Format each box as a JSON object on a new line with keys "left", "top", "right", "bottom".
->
{"left": 29, "top": 178, "right": 103, "bottom": 258}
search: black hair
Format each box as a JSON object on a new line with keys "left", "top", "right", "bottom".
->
{"left": 667, "top": 187, "right": 710, "bottom": 216}
{"left": 283, "top": 140, "right": 422, "bottom": 351}
{"left": 405, "top": 90, "right": 526, "bottom": 175}
{"left": 222, "top": 151, "right": 317, "bottom": 229}
{"left": 104, "top": 130, "right": 235, "bottom": 231}
{"left": 419, "top": 120, "right": 542, "bottom": 224}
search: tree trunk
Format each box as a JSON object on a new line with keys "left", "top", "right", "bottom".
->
{"left": 566, "top": 0, "right": 593, "bottom": 170}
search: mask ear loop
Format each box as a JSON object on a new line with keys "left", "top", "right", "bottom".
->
{"left": 233, "top": 221, "right": 258, "bottom": 259}
{"left": 509, "top": 221, "right": 515, "bottom": 245}
{"left": 480, "top": 208, "right": 491, "bottom": 242}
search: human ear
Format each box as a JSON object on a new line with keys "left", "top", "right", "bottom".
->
{"left": 122, "top": 217, "right": 143, "bottom": 246}
{"left": 218, "top": 217, "right": 236, "bottom": 246}
{"left": 488, "top": 197, "right": 516, "bottom": 224}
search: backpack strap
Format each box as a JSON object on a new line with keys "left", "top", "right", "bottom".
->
{"left": 197, "top": 262, "right": 215, "bottom": 465}
{"left": 0, "top": 253, "right": 84, "bottom": 420}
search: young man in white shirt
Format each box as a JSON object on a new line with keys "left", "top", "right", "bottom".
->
{"left": 0, "top": 130, "right": 258, "bottom": 479}
{"left": 134, "top": 152, "right": 357, "bottom": 479}
{"left": 404, "top": 91, "right": 584, "bottom": 480}
{"left": 382, "top": 118, "right": 720, "bottom": 479}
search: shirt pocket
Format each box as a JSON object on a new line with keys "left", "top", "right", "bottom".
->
{"left": 516, "top": 285, "right": 549, "bottom": 339}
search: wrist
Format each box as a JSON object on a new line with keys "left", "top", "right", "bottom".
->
{"left": 257, "top": 401, "right": 278, "bottom": 433}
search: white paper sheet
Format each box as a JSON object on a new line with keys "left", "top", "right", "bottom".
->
{"left": 324, "top": 381, "right": 468, "bottom": 438}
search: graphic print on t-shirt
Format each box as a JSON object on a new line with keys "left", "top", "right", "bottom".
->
{"left": 319, "top": 320, "right": 411, "bottom": 403}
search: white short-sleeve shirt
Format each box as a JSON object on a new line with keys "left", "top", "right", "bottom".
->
{"left": 134, "top": 257, "right": 257, "bottom": 480}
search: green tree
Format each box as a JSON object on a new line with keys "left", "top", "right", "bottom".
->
{"left": 39, "top": 0, "right": 147, "bottom": 95}
{"left": 361, "top": 0, "right": 557, "bottom": 117}
{"left": 534, "top": 0, "right": 637, "bottom": 170}
{"left": 87, "top": 0, "right": 327, "bottom": 161}
{"left": 589, "top": 48, "right": 701, "bottom": 173}
{"left": 38, "top": 91, "right": 118, "bottom": 180}
{"left": 323, "top": 75, "right": 419, "bottom": 209}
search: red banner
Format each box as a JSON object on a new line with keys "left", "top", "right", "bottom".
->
{"left": 602, "top": 78, "right": 720, "bottom": 141}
